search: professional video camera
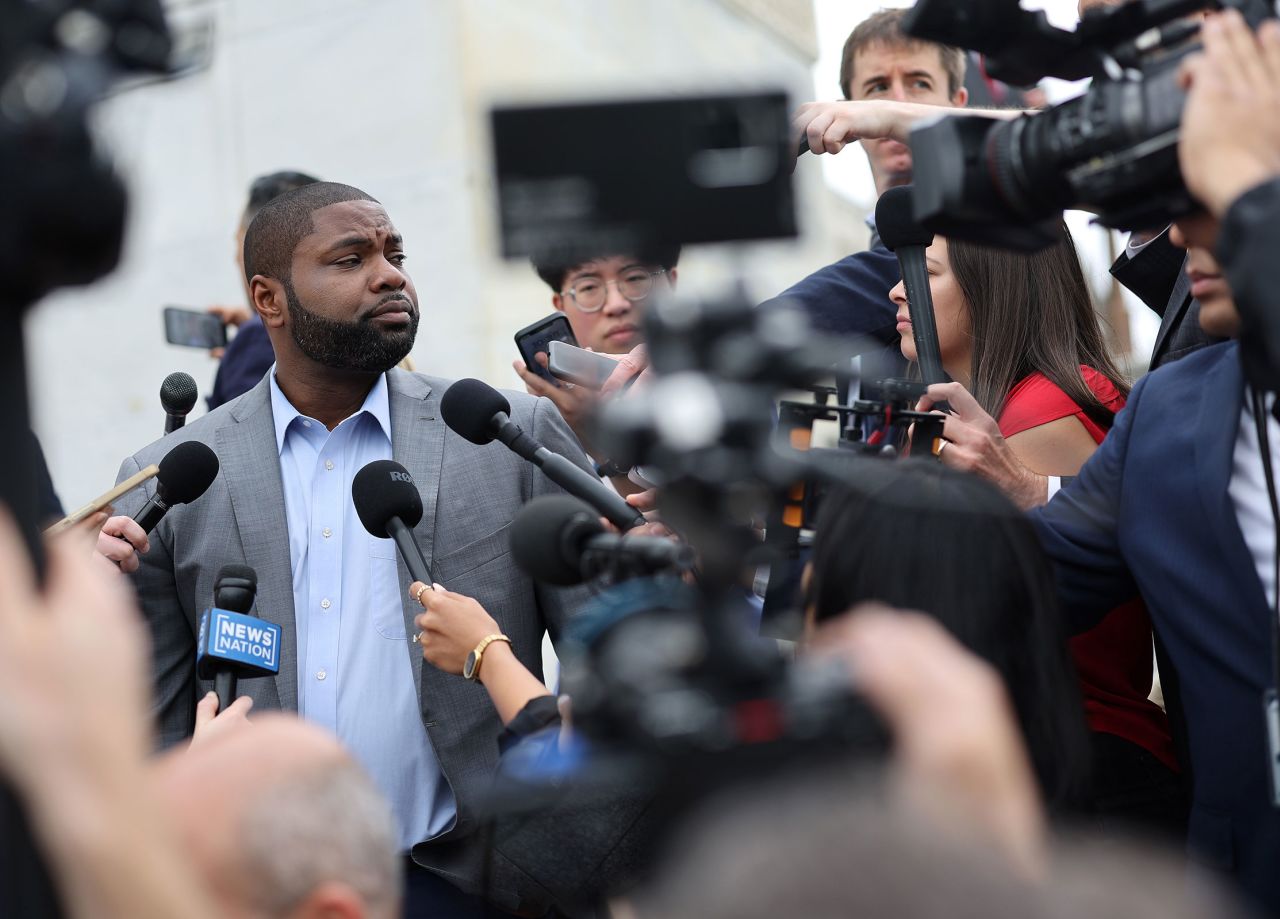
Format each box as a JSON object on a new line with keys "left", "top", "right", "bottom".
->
{"left": 0, "top": 3, "right": 171, "bottom": 917}
{"left": 902, "top": 0, "right": 1277, "bottom": 249}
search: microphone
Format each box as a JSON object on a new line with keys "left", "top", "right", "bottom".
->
{"left": 440, "top": 379, "right": 644, "bottom": 531}
{"left": 510, "top": 494, "right": 694, "bottom": 586}
{"left": 876, "top": 185, "right": 949, "bottom": 386}
{"left": 160, "top": 372, "right": 198, "bottom": 434}
{"left": 196, "top": 564, "right": 280, "bottom": 713}
{"left": 351, "top": 460, "right": 432, "bottom": 585}
{"left": 132, "top": 440, "right": 220, "bottom": 533}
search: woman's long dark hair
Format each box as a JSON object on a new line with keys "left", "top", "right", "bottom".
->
{"left": 806, "top": 461, "right": 1091, "bottom": 804}
{"left": 947, "top": 223, "right": 1129, "bottom": 430}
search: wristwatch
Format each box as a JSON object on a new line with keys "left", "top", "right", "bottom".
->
{"left": 464, "top": 634, "right": 511, "bottom": 682}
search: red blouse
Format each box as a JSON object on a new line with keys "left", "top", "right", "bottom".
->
{"left": 998, "top": 368, "right": 1179, "bottom": 772}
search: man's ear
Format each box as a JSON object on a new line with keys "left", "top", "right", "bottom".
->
{"left": 666, "top": 267, "right": 679, "bottom": 290}
{"left": 251, "top": 276, "right": 287, "bottom": 329}
{"left": 552, "top": 293, "right": 567, "bottom": 314}
{"left": 953, "top": 86, "right": 969, "bottom": 108}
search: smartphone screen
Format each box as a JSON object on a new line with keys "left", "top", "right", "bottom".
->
{"left": 515, "top": 313, "right": 577, "bottom": 386}
{"left": 164, "top": 306, "right": 228, "bottom": 349}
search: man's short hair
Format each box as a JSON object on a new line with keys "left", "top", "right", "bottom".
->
{"left": 243, "top": 170, "right": 321, "bottom": 225}
{"left": 243, "top": 182, "right": 377, "bottom": 285}
{"left": 531, "top": 243, "right": 683, "bottom": 293}
{"left": 236, "top": 759, "right": 402, "bottom": 919}
{"left": 838, "top": 8, "right": 966, "bottom": 100}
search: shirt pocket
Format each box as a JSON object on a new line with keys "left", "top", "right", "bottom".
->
{"left": 368, "top": 535, "right": 410, "bottom": 640}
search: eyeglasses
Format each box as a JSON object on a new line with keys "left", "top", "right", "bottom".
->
{"left": 560, "top": 268, "right": 666, "bottom": 313}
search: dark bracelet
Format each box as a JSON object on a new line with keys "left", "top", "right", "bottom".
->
{"left": 594, "top": 458, "right": 629, "bottom": 479}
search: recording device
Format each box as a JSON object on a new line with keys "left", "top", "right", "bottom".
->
{"left": 547, "top": 340, "right": 621, "bottom": 389}
{"left": 1, "top": 4, "right": 174, "bottom": 915}
{"left": 196, "top": 565, "right": 280, "bottom": 714}
{"left": 43, "top": 464, "right": 159, "bottom": 537}
{"left": 902, "top": 0, "right": 1278, "bottom": 248}
{"left": 491, "top": 92, "right": 796, "bottom": 261}
{"left": 875, "top": 186, "right": 948, "bottom": 386}
{"left": 163, "top": 306, "right": 228, "bottom": 350}
{"left": 132, "top": 441, "right": 220, "bottom": 533}
{"left": 510, "top": 494, "right": 695, "bottom": 586}
{"left": 160, "top": 371, "right": 198, "bottom": 434}
{"left": 352, "top": 460, "right": 432, "bottom": 585}
{"left": 439, "top": 379, "right": 644, "bottom": 531}
{"left": 515, "top": 313, "right": 577, "bottom": 387}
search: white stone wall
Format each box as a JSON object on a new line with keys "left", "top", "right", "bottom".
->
{"left": 26, "top": 0, "right": 861, "bottom": 507}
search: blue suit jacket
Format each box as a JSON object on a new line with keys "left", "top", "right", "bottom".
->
{"left": 1032, "top": 341, "right": 1280, "bottom": 910}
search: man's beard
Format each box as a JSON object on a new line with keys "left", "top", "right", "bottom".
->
{"left": 283, "top": 280, "right": 419, "bottom": 372}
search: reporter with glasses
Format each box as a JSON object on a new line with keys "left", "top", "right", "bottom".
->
{"left": 881, "top": 222, "right": 1183, "bottom": 833}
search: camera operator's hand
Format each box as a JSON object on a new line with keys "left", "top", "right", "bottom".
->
{"left": 810, "top": 604, "right": 1046, "bottom": 877}
{"left": 916, "top": 383, "right": 1047, "bottom": 510}
{"left": 95, "top": 514, "right": 150, "bottom": 574}
{"left": 792, "top": 100, "right": 1023, "bottom": 156}
{"left": 514, "top": 352, "right": 601, "bottom": 455}
{"left": 1179, "top": 11, "right": 1280, "bottom": 218}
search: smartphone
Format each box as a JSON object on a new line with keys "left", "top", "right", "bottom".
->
{"left": 164, "top": 306, "right": 228, "bottom": 350}
{"left": 547, "top": 340, "right": 621, "bottom": 389}
{"left": 515, "top": 313, "right": 577, "bottom": 386}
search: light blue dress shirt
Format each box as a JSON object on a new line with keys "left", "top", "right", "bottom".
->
{"left": 270, "top": 371, "right": 456, "bottom": 850}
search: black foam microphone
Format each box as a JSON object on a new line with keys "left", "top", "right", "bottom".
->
{"left": 510, "top": 494, "right": 694, "bottom": 586}
{"left": 351, "top": 460, "right": 432, "bottom": 585}
{"left": 876, "top": 185, "right": 949, "bottom": 386}
{"left": 132, "top": 441, "right": 220, "bottom": 533}
{"left": 160, "top": 372, "right": 198, "bottom": 434}
{"left": 440, "top": 379, "right": 644, "bottom": 531}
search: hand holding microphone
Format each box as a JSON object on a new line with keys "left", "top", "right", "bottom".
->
{"left": 409, "top": 582, "right": 502, "bottom": 677}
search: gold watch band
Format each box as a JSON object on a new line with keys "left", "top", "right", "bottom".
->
{"left": 469, "top": 633, "right": 511, "bottom": 681}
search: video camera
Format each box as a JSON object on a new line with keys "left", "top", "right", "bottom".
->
{"left": 903, "top": 0, "right": 1278, "bottom": 249}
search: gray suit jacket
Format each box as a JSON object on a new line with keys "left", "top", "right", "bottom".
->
{"left": 115, "top": 369, "right": 591, "bottom": 910}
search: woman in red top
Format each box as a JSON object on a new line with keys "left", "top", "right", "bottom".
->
{"left": 889, "top": 224, "right": 1185, "bottom": 835}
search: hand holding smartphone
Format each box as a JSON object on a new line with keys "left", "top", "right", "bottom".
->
{"left": 514, "top": 314, "right": 577, "bottom": 387}
{"left": 163, "top": 306, "right": 228, "bottom": 350}
{"left": 546, "top": 340, "right": 622, "bottom": 389}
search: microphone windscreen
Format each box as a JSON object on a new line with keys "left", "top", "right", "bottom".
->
{"left": 214, "top": 563, "right": 257, "bottom": 614}
{"left": 160, "top": 372, "right": 198, "bottom": 415}
{"left": 352, "top": 460, "right": 424, "bottom": 539}
{"left": 510, "top": 494, "right": 602, "bottom": 586}
{"left": 215, "top": 563, "right": 257, "bottom": 588}
{"left": 875, "top": 185, "right": 934, "bottom": 251}
{"left": 440, "top": 379, "right": 511, "bottom": 445}
{"left": 157, "top": 441, "right": 220, "bottom": 504}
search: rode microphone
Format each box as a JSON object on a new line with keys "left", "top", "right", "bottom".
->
{"left": 510, "top": 494, "right": 694, "bottom": 586}
{"left": 352, "top": 460, "right": 431, "bottom": 585}
{"left": 132, "top": 441, "right": 220, "bottom": 533}
{"left": 160, "top": 372, "right": 198, "bottom": 434}
{"left": 196, "top": 564, "right": 280, "bottom": 713}
{"left": 440, "top": 379, "right": 644, "bottom": 531}
{"left": 876, "top": 185, "right": 949, "bottom": 386}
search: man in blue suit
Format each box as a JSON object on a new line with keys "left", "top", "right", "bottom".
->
{"left": 913, "top": 13, "right": 1280, "bottom": 910}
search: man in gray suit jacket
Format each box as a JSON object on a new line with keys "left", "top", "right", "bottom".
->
{"left": 113, "top": 182, "right": 590, "bottom": 916}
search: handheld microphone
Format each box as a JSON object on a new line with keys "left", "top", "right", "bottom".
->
{"left": 160, "top": 372, "right": 198, "bottom": 434}
{"left": 132, "top": 441, "right": 220, "bottom": 533}
{"left": 351, "top": 460, "right": 432, "bottom": 585}
{"left": 440, "top": 379, "right": 644, "bottom": 531}
{"left": 196, "top": 564, "right": 280, "bottom": 713}
{"left": 510, "top": 494, "right": 694, "bottom": 587}
{"left": 876, "top": 185, "right": 949, "bottom": 386}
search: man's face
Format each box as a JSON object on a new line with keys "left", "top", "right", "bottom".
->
{"left": 1169, "top": 212, "right": 1240, "bottom": 337}
{"left": 284, "top": 200, "right": 420, "bottom": 372}
{"left": 850, "top": 42, "right": 967, "bottom": 194}
{"left": 552, "top": 255, "right": 675, "bottom": 354}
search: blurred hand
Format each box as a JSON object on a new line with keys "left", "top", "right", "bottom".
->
{"left": 792, "top": 100, "right": 920, "bottom": 155}
{"left": 96, "top": 514, "right": 150, "bottom": 574}
{"left": 810, "top": 604, "right": 1046, "bottom": 876}
{"left": 915, "top": 382, "right": 1046, "bottom": 509}
{"left": 1179, "top": 11, "right": 1280, "bottom": 217}
{"left": 412, "top": 582, "right": 502, "bottom": 676}
{"left": 600, "top": 343, "right": 651, "bottom": 396}
{"left": 514, "top": 353, "right": 600, "bottom": 452}
{"left": 205, "top": 305, "right": 250, "bottom": 359}
{"left": 191, "top": 692, "right": 254, "bottom": 749}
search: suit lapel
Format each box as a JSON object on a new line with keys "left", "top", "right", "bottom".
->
{"left": 388, "top": 370, "right": 445, "bottom": 703}
{"left": 216, "top": 377, "right": 298, "bottom": 710}
{"left": 1193, "top": 346, "right": 1271, "bottom": 615}
{"left": 1150, "top": 272, "right": 1192, "bottom": 366}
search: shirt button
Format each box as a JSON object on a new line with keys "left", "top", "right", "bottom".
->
{"left": 316, "top": 669, "right": 327, "bottom": 681}
{"left": 322, "top": 527, "right": 332, "bottom": 539}
{"left": 302, "top": 420, "right": 312, "bottom": 428}
{"left": 325, "top": 460, "right": 335, "bottom": 471}
{"left": 321, "top": 598, "right": 331, "bottom": 610}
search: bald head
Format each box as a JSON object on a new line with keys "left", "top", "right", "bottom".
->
{"left": 243, "top": 181, "right": 378, "bottom": 285}
{"left": 155, "top": 715, "right": 400, "bottom": 919}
